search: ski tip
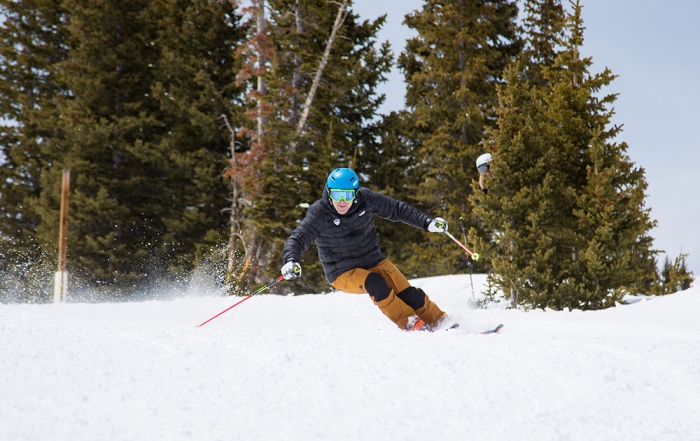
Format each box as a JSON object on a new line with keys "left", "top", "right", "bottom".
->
{"left": 480, "top": 324, "right": 504, "bottom": 334}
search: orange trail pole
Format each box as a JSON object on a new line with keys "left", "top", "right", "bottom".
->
{"left": 197, "top": 275, "right": 285, "bottom": 328}
{"left": 54, "top": 169, "right": 70, "bottom": 303}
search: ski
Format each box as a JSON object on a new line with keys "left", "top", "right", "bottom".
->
{"left": 480, "top": 324, "right": 504, "bottom": 334}
{"left": 411, "top": 323, "right": 504, "bottom": 334}
{"left": 442, "top": 323, "right": 503, "bottom": 334}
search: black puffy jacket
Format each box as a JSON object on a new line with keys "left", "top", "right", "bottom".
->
{"left": 283, "top": 187, "right": 432, "bottom": 284}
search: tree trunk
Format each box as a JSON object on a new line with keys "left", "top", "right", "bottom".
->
{"left": 257, "top": 0, "right": 267, "bottom": 141}
{"left": 221, "top": 114, "right": 250, "bottom": 294}
{"left": 291, "top": 0, "right": 303, "bottom": 127}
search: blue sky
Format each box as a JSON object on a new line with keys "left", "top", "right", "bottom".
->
{"left": 352, "top": 0, "right": 700, "bottom": 276}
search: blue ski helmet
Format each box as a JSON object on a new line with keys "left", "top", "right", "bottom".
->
{"left": 326, "top": 168, "right": 359, "bottom": 190}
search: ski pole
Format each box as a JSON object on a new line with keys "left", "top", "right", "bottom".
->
{"left": 460, "top": 216, "right": 476, "bottom": 304}
{"left": 459, "top": 216, "right": 468, "bottom": 246}
{"left": 197, "top": 275, "right": 286, "bottom": 328}
{"left": 444, "top": 230, "right": 480, "bottom": 261}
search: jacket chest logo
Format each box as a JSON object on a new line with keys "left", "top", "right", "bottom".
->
{"left": 358, "top": 210, "right": 366, "bottom": 216}
{"left": 334, "top": 219, "right": 340, "bottom": 226}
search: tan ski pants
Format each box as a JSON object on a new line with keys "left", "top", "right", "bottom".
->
{"left": 331, "top": 259, "right": 445, "bottom": 329}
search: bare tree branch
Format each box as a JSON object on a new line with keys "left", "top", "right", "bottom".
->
{"left": 289, "top": 0, "right": 349, "bottom": 154}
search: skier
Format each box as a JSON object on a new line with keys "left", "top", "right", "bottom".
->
{"left": 476, "top": 153, "right": 493, "bottom": 194}
{"left": 281, "top": 168, "right": 450, "bottom": 331}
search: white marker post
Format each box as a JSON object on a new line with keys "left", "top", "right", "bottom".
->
{"left": 54, "top": 169, "right": 70, "bottom": 303}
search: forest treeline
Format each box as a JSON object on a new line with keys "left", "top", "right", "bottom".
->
{"left": 0, "top": 0, "right": 693, "bottom": 307}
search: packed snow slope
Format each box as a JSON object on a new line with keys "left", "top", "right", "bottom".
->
{"left": 1, "top": 274, "right": 699, "bottom": 441}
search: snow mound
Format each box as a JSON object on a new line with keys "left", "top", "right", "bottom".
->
{"left": 1, "top": 275, "right": 698, "bottom": 441}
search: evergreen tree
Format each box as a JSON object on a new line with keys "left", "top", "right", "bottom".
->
{"left": 521, "top": 0, "right": 566, "bottom": 85}
{"left": 1, "top": 0, "right": 246, "bottom": 293}
{"left": 232, "top": 0, "right": 392, "bottom": 293}
{"left": 462, "top": 0, "right": 566, "bottom": 295}
{"left": 652, "top": 252, "right": 694, "bottom": 295}
{"left": 397, "top": 0, "right": 521, "bottom": 277}
{"left": 0, "top": 0, "right": 68, "bottom": 266}
{"left": 146, "top": 0, "right": 247, "bottom": 271}
{"left": 472, "top": 0, "right": 658, "bottom": 310}
{"left": 359, "top": 111, "right": 424, "bottom": 273}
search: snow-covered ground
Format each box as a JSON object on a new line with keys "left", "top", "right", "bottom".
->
{"left": 1, "top": 274, "right": 699, "bottom": 441}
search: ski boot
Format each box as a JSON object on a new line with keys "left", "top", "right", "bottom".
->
{"left": 404, "top": 315, "right": 431, "bottom": 332}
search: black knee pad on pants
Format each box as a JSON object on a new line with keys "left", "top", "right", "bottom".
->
{"left": 365, "top": 273, "right": 391, "bottom": 302}
{"left": 396, "top": 286, "right": 426, "bottom": 311}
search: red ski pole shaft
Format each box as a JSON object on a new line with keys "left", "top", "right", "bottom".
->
{"left": 444, "top": 230, "right": 480, "bottom": 261}
{"left": 197, "top": 275, "right": 285, "bottom": 328}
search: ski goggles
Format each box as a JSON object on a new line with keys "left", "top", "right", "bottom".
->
{"left": 477, "top": 163, "right": 490, "bottom": 174}
{"left": 329, "top": 188, "right": 356, "bottom": 203}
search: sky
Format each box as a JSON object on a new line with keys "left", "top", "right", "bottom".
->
{"left": 1, "top": 274, "right": 699, "bottom": 440}
{"left": 350, "top": 0, "right": 700, "bottom": 275}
